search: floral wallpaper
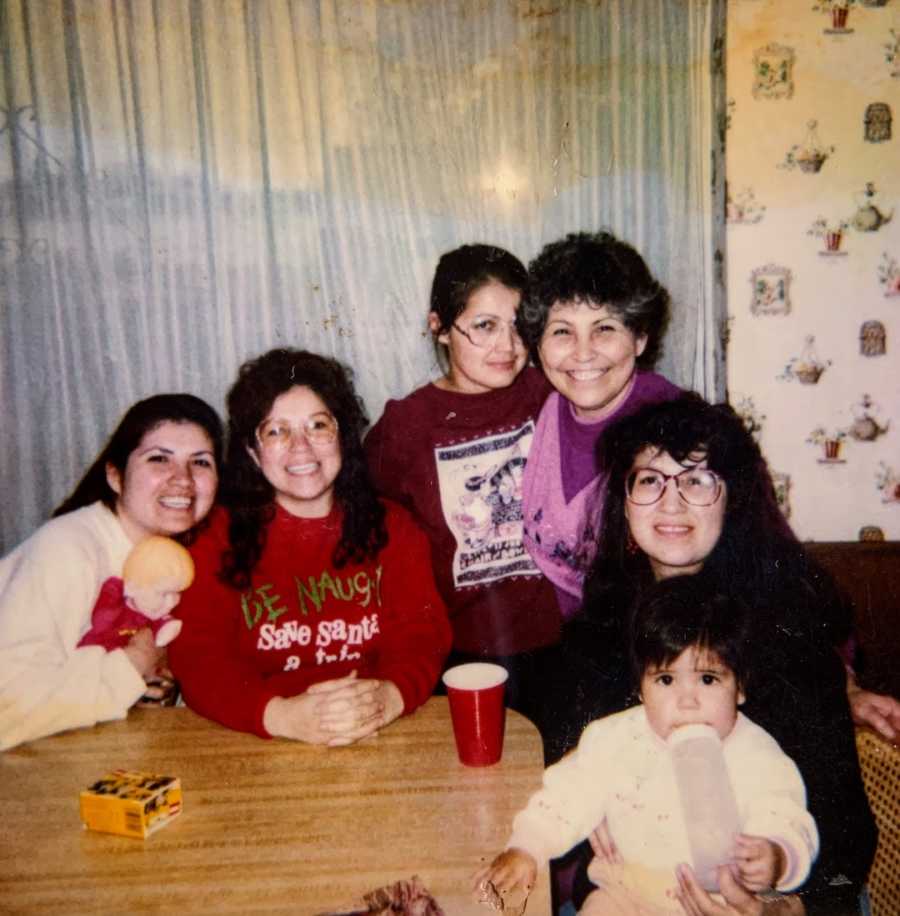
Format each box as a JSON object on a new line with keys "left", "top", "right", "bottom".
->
{"left": 726, "top": 0, "right": 900, "bottom": 540}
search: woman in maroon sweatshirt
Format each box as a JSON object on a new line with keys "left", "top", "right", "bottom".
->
{"left": 170, "top": 348, "right": 451, "bottom": 745}
{"left": 365, "top": 244, "right": 561, "bottom": 720}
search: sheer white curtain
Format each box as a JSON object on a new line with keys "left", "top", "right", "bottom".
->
{"left": 0, "top": 0, "right": 725, "bottom": 553}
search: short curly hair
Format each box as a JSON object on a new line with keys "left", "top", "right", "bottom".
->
{"left": 220, "top": 348, "right": 387, "bottom": 589}
{"left": 518, "top": 231, "right": 670, "bottom": 368}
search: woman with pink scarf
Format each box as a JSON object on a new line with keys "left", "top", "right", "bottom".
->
{"left": 517, "top": 232, "right": 680, "bottom": 619}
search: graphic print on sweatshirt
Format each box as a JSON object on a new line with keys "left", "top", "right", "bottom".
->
{"left": 435, "top": 422, "right": 542, "bottom": 589}
{"left": 241, "top": 564, "right": 383, "bottom": 672}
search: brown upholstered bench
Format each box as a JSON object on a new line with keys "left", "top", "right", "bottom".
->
{"left": 805, "top": 541, "right": 900, "bottom": 699}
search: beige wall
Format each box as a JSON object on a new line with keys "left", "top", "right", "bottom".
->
{"left": 726, "top": 0, "right": 900, "bottom": 540}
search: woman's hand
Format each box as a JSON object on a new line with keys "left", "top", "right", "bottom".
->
{"left": 123, "top": 627, "right": 165, "bottom": 679}
{"left": 589, "top": 817, "right": 622, "bottom": 864}
{"left": 676, "top": 864, "right": 761, "bottom": 916}
{"left": 675, "top": 865, "right": 804, "bottom": 916}
{"left": 263, "top": 671, "right": 405, "bottom": 746}
{"left": 847, "top": 680, "right": 900, "bottom": 742}
{"left": 263, "top": 690, "right": 336, "bottom": 744}
{"left": 308, "top": 672, "right": 404, "bottom": 746}
{"left": 138, "top": 656, "right": 178, "bottom": 705}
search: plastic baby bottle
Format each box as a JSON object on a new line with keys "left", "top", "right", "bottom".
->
{"left": 668, "top": 723, "right": 741, "bottom": 891}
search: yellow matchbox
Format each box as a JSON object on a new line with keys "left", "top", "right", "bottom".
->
{"left": 80, "top": 769, "right": 182, "bottom": 838}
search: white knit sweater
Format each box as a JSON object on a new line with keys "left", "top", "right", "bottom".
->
{"left": 509, "top": 705, "right": 819, "bottom": 895}
{"left": 0, "top": 503, "right": 145, "bottom": 750}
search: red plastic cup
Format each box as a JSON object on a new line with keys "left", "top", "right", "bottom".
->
{"left": 442, "top": 663, "right": 508, "bottom": 767}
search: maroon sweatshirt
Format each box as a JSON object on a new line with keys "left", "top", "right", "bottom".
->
{"left": 365, "top": 368, "right": 560, "bottom": 656}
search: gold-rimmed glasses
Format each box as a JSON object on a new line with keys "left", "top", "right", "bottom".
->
{"left": 452, "top": 316, "right": 523, "bottom": 349}
{"left": 255, "top": 413, "right": 339, "bottom": 450}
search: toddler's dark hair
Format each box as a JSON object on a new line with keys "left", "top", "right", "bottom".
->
{"left": 630, "top": 572, "right": 750, "bottom": 692}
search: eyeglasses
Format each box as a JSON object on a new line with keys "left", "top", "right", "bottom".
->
{"left": 452, "top": 317, "right": 523, "bottom": 349}
{"left": 626, "top": 466, "right": 723, "bottom": 507}
{"left": 255, "top": 413, "right": 339, "bottom": 450}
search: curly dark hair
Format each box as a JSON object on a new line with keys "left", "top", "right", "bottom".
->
{"left": 518, "top": 231, "right": 670, "bottom": 367}
{"left": 429, "top": 243, "right": 527, "bottom": 367}
{"left": 583, "top": 393, "right": 849, "bottom": 648}
{"left": 219, "top": 348, "right": 387, "bottom": 589}
{"left": 54, "top": 394, "right": 224, "bottom": 542}
{"left": 629, "top": 574, "right": 750, "bottom": 693}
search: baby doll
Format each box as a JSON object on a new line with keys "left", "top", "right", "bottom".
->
{"left": 477, "top": 577, "right": 819, "bottom": 914}
{"left": 78, "top": 536, "right": 195, "bottom": 650}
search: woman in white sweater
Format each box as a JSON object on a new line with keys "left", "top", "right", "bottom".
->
{"left": 0, "top": 394, "right": 222, "bottom": 750}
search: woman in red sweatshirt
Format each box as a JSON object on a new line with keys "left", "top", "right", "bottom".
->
{"left": 170, "top": 348, "right": 451, "bottom": 745}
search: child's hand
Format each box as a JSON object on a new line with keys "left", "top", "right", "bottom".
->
{"left": 732, "top": 834, "right": 785, "bottom": 891}
{"left": 473, "top": 848, "right": 537, "bottom": 898}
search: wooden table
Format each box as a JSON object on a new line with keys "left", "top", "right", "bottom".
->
{"left": 0, "top": 698, "right": 550, "bottom": 914}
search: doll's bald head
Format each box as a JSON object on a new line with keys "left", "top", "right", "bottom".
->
{"left": 124, "top": 536, "right": 195, "bottom": 590}
{"left": 123, "top": 537, "right": 195, "bottom": 619}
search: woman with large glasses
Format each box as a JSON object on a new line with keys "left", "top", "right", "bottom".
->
{"left": 539, "top": 394, "right": 883, "bottom": 916}
{"left": 516, "top": 232, "right": 680, "bottom": 621}
{"left": 169, "top": 348, "right": 451, "bottom": 745}
{"left": 365, "top": 245, "right": 561, "bottom": 719}
{"left": 0, "top": 394, "right": 222, "bottom": 750}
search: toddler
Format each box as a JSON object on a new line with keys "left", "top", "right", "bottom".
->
{"left": 478, "top": 576, "right": 819, "bottom": 914}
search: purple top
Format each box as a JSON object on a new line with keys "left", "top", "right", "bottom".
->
{"left": 523, "top": 371, "right": 681, "bottom": 618}
{"left": 560, "top": 401, "right": 610, "bottom": 504}
{"left": 560, "top": 372, "right": 681, "bottom": 504}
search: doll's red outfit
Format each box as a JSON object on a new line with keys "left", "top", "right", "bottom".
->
{"left": 169, "top": 501, "right": 451, "bottom": 737}
{"left": 77, "top": 577, "right": 180, "bottom": 649}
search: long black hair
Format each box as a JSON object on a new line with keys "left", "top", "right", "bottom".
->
{"left": 219, "top": 348, "right": 387, "bottom": 589}
{"left": 567, "top": 396, "right": 872, "bottom": 914}
{"left": 583, "top": 393, "right": 849, "bottom": 647}
{"left": 54, "top": 393, "right": 224, "bottom": 522}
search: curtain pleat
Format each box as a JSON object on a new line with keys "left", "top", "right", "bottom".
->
{"left": 0, "top": 0, "right": 725, "bottom": 552}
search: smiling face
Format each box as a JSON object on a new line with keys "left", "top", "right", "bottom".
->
{"left": 250, "top": 385, "right": 342, "bottom": 518}
{"left": 537, "top": 301, "right": 647, "bottom": 420}
{"left": 431, "top": 280, "right": 527, "bottom": 394}
{"left": 625, "top": 447, "right": 727, "bottom": 580}
{"left": 106, "top": 421, "right": 218, "bottom": 544}
{"left": 640, "top": 645, "right": 744, "bottom": 740}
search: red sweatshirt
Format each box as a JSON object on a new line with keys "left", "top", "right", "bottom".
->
{"left": 169, "top": 501, "right": 451, "bottom": 738}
